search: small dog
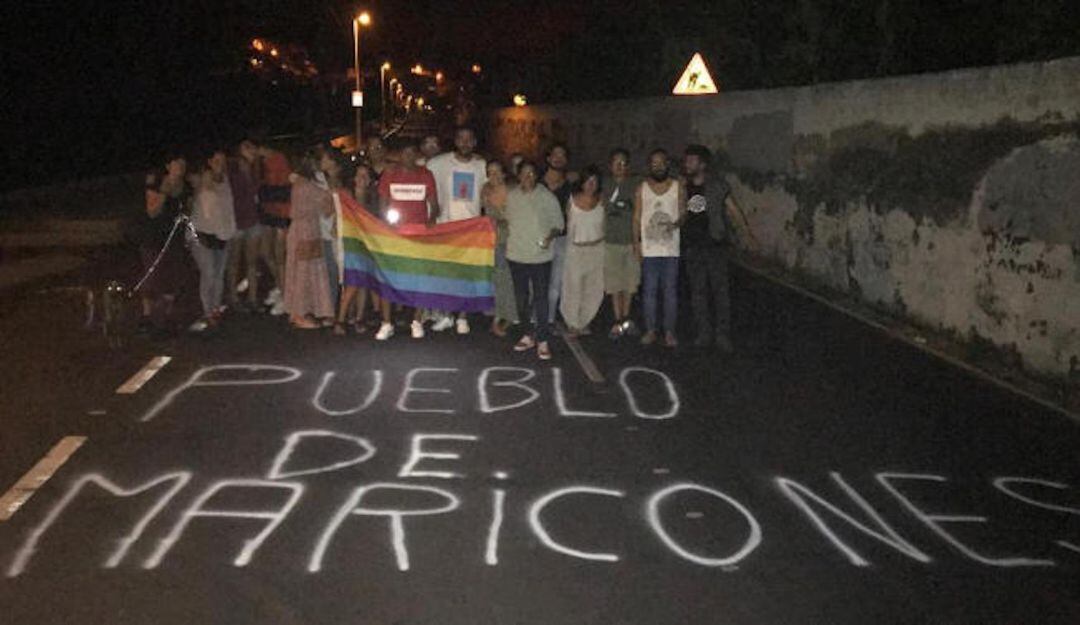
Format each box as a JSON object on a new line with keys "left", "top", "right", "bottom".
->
{"left": 100, "top": 280, "right": 135, "bottom": 348}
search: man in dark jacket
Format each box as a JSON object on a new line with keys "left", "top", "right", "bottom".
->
{"left": 681, "top": 145, "right": 758, "bottom": 351}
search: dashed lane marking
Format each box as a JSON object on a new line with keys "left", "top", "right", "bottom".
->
{"left": 0, "top": 436, "right": 87, "bottom": 521}
{"left": 115, "top": 356, "right": 172, "bottom": 394}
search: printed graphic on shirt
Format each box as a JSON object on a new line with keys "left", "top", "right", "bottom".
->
{"left": 390, "top": 183, "right": 428, "bottom": 202}
{"left": 646, "top": 209, "right": 676, "bottom": 241}
{"left": 452, "top": 171, "right": 476, "bottom": 201}
{"left": 687, "top": 194, "right": 707, "bottom": 214}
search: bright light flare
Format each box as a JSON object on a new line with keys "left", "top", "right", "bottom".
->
{"left": 513, "top": 94, "right": 527, "bottom": 107}
{"left": 357, "top": 11, "right": 372, "bottom": 27}
{"left": 386, "top": 209, "right": 401, "bottom": 225}
{"left": 252, "top": 39, "right": 265, "bottom": 51}
{"left": 471, "top": 64, "right": 482, "bottom": 74}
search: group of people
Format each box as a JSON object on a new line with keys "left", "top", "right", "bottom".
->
{"left": 136, "top": 126, "right": 757, "bottom": 358}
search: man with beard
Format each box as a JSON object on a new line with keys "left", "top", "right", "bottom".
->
{"left": 425, "top": 126, "right": 488, "bottom": 334}
{"left": 681, "top": 145, "right": 758, "bottom": 352}
{"left": 541, "top": 143, "right": 576, "bottom": 327}
{"left": 633, "top": 149, "right": 686, "bottom": 348}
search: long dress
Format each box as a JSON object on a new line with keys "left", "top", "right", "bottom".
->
{"left": 284, "top": 178, "right": 335, "bottom": 319}
{"left": 482, "top": 182, "right": 519, "bottom": 323}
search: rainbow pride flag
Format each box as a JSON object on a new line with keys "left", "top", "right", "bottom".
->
{"left": 337, "top": 191, "right": 495, "bottom": 312}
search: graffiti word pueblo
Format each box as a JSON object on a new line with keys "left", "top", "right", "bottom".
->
{"left": 138, "top": 364, "right": 680, "bottom": 422}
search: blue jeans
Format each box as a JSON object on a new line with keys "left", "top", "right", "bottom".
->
{"left": 642, "top": 256, "right": 679, "bottom": 334}
{"left": 509, "top": 260, "right": 552, "bottom": 342}
{"left": 190, "top": 240, "right": 227, "bottom": 317}
{"left": 547, "top": 236, "right": 567, "bottom": 322}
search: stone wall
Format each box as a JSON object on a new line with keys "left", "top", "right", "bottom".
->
{"left": 487, "top": 57, "right": 1080, "bottom": 380}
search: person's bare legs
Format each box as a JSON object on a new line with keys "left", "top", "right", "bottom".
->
{"left": 335, "top": 286, "right": 357, "bottom": 334}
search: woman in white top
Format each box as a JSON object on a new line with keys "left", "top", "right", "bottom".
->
{"left": 632, "top": 149, "right": 686, "bottom": 347}
{"left": 560, "top": 165, "right": 606, "bottom": 335}
{"left": 188, "top": 149, "right": 236, "bottom": 332}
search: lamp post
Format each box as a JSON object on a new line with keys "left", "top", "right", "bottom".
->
{"left": 352, "top": 11, "right": 372, "bottom": 149}
{"left": 380, "top": 61, "right": 391, "bottom": 129}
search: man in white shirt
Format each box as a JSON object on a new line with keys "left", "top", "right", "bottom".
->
{"left": 425, "top": 126, "right": 488, "bottom": 334}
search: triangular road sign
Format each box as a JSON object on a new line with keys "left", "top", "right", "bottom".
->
{"left": 673, "top": 53, "right": 719, "bottom": 95}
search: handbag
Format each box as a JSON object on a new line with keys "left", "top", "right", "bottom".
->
{"left": 295, "top": 238, "right": 323, "bottom": 261}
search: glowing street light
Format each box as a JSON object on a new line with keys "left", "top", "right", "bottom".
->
{"left": 352, "top": 10, "right": 373, "bottom": 146}
{"left": 471, "top": 64, "right": 482, "bottom": 74}
{"left": 252, "top": 39, "right": 265, "bottom": 51}
{"left": 513, "top": 93, "right": 527, "bottom": 107}
{"left": 435, "top": 71, "right": 444, "bottom": 83}
{"left": 411, "top": 64, "right": 425, "bottom": 76}
{"left": 269, "top": 47, "right": 279, "bottom": 58}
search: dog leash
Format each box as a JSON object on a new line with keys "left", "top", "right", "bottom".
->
{"left": 129, "top": 213, "right": 195, "bottom": 296}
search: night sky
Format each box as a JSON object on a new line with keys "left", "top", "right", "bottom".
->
{"left": 4, "top": 0, "right": 1079, "bottom": 192}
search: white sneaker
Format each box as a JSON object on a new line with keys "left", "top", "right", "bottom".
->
{"left": 269, "top": 301, "right": 286, "bottom": 316}
{"left": 411, "top": 320, "right": 425, "bottom": 339}
{"left": 431, "top": 315, "right": 454, "bottom": 332}
{"left": 375, "top": 322, "right": 395, "bottom": 341}
{"left": 264, "top": 287, "right": 282, "bottom": 306}
{"left": 455, "top": 317, "right": 470, "bottom": 335}
{"left": 236, "top": 278, "right": 249, "bottom": 293}
{"left": 188, "top": 319, "right": 208, "bottom": 333}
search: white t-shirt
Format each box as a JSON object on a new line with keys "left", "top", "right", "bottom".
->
{"left": 426, "top": 152, "right": 487, "bottom": 223}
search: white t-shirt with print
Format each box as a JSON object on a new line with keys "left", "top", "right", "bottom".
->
{"left": 427, "top": 152, "right": 487, "bottom": 223}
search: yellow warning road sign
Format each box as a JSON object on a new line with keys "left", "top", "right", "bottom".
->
{"left": 673, "top": 53, "right": 718, "bottom": 95}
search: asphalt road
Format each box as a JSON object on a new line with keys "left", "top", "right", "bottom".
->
{"left": 0, "top": 257, "right": 1077, "bottom": 625}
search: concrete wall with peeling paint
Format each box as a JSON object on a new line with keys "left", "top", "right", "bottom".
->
{"left": 487, "top": 57, "right": 1080, "bottom": 379}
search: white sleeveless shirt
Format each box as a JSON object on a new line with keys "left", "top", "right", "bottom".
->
{"left": 568, "top": 195, "right": 605, "bottom": 244}
{"left": 640, "top": 180, "right": 680, "bottom": 257}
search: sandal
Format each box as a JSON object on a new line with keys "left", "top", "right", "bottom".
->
{"left": 290, "top": 316, "right": 319, "bottom": 330}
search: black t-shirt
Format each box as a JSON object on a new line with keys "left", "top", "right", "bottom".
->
{"left": 682, "top": 177, "right": 731, "bottom": 251}
{"left": 682, "top": 182, "right": 713, "bottom": 250}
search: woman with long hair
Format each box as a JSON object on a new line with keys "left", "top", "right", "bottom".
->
{"left": 187, "top": 149, "right": 237, "bottom": 332}
{"left": 283, "top": 151, "right": 335, "bottom": 328}
{"left": 481, "top": 159, "right": 518, "bottom": 336}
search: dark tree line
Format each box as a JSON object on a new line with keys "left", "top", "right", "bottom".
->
{"left": 533, "top": 0, "right": 1080, "bottom": 103}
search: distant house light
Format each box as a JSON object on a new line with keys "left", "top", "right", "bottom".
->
{"left": 513, "top": 94, "right": 527, "bottom": 107}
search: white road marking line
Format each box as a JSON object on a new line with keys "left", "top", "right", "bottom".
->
{"left": 732, "top": 259, "right": 1080, "bottom": 425}
{"left": 562, "top": 334, "right": 605, "bottom": 384}
{"left": 1057, "top": 540, "right": 1080, "bottom": 555}
{"left": 0, "top": 436, "right": 87, "bottom": 521}
{"left": 116, "top": 356, "right": 172, "bottom": 394}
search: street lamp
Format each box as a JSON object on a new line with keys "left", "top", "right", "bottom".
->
{"left": 380, "top": 61, "right": 391, "bottom": 128}
{"left": 352, "top": 11, "right": 372, "bottom": 148}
